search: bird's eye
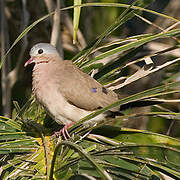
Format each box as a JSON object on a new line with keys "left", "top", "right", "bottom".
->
{"left": 38, "top": 49, "right": 44, "bottom": 54}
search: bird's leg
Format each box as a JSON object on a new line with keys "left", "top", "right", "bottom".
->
{"left": 59, "top": 122, "right": 75, "bottom": 140}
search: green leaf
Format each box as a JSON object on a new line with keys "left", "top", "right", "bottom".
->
{"left": 80, "top": 28, "right": 180, "bottom": 67}
{"left": 50, "top": 141, "right": 113, "bottom": 180}
{"left": 73, "top": 0, "right": 82, "bottom": 44}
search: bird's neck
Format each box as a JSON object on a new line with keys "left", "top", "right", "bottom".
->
{"left": 32, "top": 60, "right": 64, "bottom": 94}
{"left": 32, "top": 64, "right": 47, "bottom": 94}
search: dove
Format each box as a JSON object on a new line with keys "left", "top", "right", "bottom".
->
{"left": 24, "top": 43, "right": 120, "bottom": 139}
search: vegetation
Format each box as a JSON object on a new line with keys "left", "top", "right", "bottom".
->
{"left": 0, "top": 0, "right": 180, "bottom": 179}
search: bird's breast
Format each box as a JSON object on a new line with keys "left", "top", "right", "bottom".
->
{"left": 33, "top": 68, "right": 59, "bottom": 105}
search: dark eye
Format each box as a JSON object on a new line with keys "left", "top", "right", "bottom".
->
{"left": 38, "top": 49, "right": 43, "bottom": 54}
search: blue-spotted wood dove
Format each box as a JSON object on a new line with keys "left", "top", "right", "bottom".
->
{"left": 24, "top": 43, "right": 120, "bottom": 138}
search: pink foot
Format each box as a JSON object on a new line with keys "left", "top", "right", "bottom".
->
{"left": 53, "top": 122, "right": 75, "bottom": 140}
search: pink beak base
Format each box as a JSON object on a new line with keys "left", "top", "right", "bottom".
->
{"left": 24, "top": 58, "right": 33, "bottom": 67}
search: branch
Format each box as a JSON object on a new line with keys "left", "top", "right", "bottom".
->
{"left": 50, "top": 0, "right": 64, "bottom": 59}
{"left": 0, "top": 0, "right": 11, "bottom": 117}
{"left": 44, "top": 0, "right": 54, "bottom": 25}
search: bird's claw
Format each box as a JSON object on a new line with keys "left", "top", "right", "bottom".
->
{"left": 52, "top": 122, "right": 75, "bottom": 140}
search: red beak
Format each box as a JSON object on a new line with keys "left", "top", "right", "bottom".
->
{"left": 24, "top": 58, "right": 34, "bottom": 67}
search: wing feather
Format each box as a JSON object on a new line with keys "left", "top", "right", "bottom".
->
{"left": 56, "top": 61, "right": 119, "bottom": 111}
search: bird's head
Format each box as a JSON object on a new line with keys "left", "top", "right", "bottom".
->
{"left": 24, "top": 43, "right": 59, "bottom": 67}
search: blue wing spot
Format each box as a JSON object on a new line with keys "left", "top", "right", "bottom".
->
{"left": 92, "top": 88, "right": 97, "bottom": 93}
{"left": 102, "top": 87, "right": 108, "bottom": 94}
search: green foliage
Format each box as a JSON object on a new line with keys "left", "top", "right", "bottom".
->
{"left": 1, "top": 1, "right": 180, "bottom": 179}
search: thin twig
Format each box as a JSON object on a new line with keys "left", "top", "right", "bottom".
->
{"left": 166, "top": 120, "right": 175, "bottom": 136}
{"left": 135, "top": 13, "right": 179, "bottom": 42}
